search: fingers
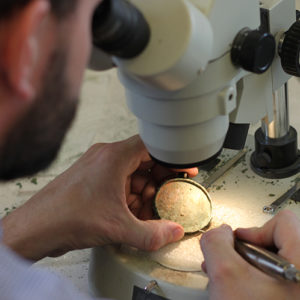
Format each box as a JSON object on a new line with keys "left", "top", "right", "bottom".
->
{"left": 200, "top": 225, "right": 249, "bottom": 283}
{"left": 199, "top": 225, "right": 295, "bottom": 300}
{"left": 88, "top": 136, "right": 198, "bottom": 184}
{"left": 125, "top": 219, "right": 184, "bottom": 251}
{"left": 236, "top": 210, "right": 300, "bottom": 247}
{"left": 151, "top": 165, "right": 198, "bottom": 185}
{"left": 139, "top": 181, "right": 156, "bottom": 220}
{"left": 201, "top": 261, "right": 207, "bottom": 273}
{"left": 119, "top": 135, "right": 152, "bottom": 174}
{"left": 119, "top": 136, "right": 198, "bottom": 178}
{"left": 235, "top": 226, "right": 273, "bottom": 247}
{"left": 102, "top": 135, "right": 198, "bottom": 190}
{"left": 138, "top": 161, "right": 155, "bottom": 171}
{"left": 172, "top": 168, "right": 199, "bottom": 177}
{"left": 131, "top": 172, "right": 151, "bottom": 195}
{"left": 236, "top": 210, "right": 300, "bottom": 265}
{"left": 128, "top": 194, "right": 143, "bottom": 216}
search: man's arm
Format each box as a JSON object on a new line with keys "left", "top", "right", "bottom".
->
{"left": 200, "top": 210, "right": 300, "bottom": 300}
{"left": 2, "top": 135, "right": 197, "bottom": 261}
{"left": 0, "top": 241, "right": 100, "bottom": 300}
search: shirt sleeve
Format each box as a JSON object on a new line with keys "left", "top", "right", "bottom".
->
{"left": 0, "top": 242, "right": 110, "bottom": 300}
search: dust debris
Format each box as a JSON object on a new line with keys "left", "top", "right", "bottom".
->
{"left": 16, "top": 182, "right": 22, "bottom": 189}
{"left": 3, "top": 206, "right": 17, "bottom": 216}
{"left": 216, "top": 185, "right": 223, "bottom": 191}
{"left": 30, "top": 178, "right": 38, "bottom": 185}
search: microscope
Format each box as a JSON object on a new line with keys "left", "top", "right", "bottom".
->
{"left": 89, "top": 0, "right": 300, "bottom": 299}
{"left": 91, "top": 0, "right": 300, "bottom": 179}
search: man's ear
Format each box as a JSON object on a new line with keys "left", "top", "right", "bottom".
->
{"left": 1, "top": 0, "right": 51, "bottom": 102}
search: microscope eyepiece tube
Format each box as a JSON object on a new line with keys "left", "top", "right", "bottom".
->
{"left": 92, "top": 0, "right": 150, "bottom": 59}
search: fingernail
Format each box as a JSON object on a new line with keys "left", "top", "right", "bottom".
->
{"left": 220, "top": 224, "right": 231, "bottom": 230}
{"left": 201, "top": 261, "right": 207, "bottom": 273}
{"left": 172, "top": 227, "right": 184, "bottom": 241}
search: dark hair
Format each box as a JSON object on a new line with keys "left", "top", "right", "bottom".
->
{"left": 0, "top": 0, "right": 77, "bottom": 19}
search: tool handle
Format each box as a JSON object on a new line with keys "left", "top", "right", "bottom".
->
{"left": 235, "top": 239, "right": 300, "bottom": 282}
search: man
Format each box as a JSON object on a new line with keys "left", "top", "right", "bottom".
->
{"left": 0, "top": 0, "right": 299, "bottom": 299}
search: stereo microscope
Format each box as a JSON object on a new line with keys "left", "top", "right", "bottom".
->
{"left": 91, "top": 0, "right": 300, "bottom": 179}
{"left": 89, "top": 0, "right": 300, "bottom": 299}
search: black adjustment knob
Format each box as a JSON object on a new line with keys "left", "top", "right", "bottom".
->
{"left": 231, "top": 28, "right": 276, "bottom": 74}
{"left": 255, "top": 152, "right": 272, "bottom": 168}
{"left": 280, "top": 20, "right": 300, "bottom": 77}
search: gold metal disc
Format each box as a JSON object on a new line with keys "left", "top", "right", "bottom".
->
{"left": 155, "top": 179, "right": 212, "bottom": 233}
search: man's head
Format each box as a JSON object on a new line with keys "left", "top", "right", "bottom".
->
{"left": 0, "top": 0, "right": 101, "bottom": 180}
{"left": 0, "top": 0, "right": 76, "bottom": 19}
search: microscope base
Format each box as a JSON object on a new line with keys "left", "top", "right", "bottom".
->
{"left": 251, "top": 127, "right": 300, "bottom": 179}
{"left": 251, "top": 153, "right": 300, "bottom": 179}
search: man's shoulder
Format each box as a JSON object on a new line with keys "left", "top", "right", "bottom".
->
{"left": 0, "top": 243, "right": 97, "bottom": 300}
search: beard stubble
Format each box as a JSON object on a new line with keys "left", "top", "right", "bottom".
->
{"left": 0, "top": 50, "right": 79, "bottom": 180}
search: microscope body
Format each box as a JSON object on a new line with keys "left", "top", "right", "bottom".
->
{"left": 91, "top": 0, "right": 300, "bottom": 176}
{"left": 89, "top": 3, "right": 300, "bottom": 299}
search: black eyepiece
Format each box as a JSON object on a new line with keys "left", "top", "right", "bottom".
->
{"left": 92, "top": 0, "right": 150, "bottom": 59}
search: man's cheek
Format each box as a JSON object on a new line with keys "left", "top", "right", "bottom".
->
{"left": 65, "top": 1, "right": 98, "bottom": 97}
{"left": 66, "top": 32, "right": 91, "bottom": 97}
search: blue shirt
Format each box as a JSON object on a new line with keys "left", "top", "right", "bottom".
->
{"left": 0, "top": 229, "right": 106, "bottom": 300}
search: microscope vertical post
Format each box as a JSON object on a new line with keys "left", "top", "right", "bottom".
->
{"left": 261, "top": 83, "right": 290, "bottom": 139}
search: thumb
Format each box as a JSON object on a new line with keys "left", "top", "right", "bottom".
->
{"left": 200, "top": 225, "right": 248, "bottom": 281}
{"left": 125, "top": 219, "right": 184, "bottom": 251}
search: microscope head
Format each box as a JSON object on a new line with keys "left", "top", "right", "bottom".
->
{"left": 91, "top": 0, "right": 298, "bottom": 170}
{"left": 110, "top": 0, "right": 220, "bottom": 168}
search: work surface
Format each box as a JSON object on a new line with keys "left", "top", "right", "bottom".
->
{"left": 0, "top": 69, "right": 299, "bottom": 296}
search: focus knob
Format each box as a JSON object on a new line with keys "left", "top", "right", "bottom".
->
{"left": 280, "top": 20, "right": 300, "bottom": 77}
{"left": 231, "top": 28, "right": 276, "bottom": 74}
{"left": 255, "top": 152, "right": 272, "bottom": 168}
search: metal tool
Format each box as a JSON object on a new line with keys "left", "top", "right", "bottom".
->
{"left": 235, "top": 239, "right": 300, "bottom": 283}
{"left": 201, "top": 149, "right": 247, "bottom": 189}
{"left": 263, "top": 179, "right": 300, "bottom": 214}
{"left": 199, "top": 230, "right": 300, "bottom": 283}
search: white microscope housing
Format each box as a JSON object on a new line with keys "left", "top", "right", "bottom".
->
{"left": 91, "top": 0, "right": 300, "bottom": 175}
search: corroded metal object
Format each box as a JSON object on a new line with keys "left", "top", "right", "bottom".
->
{"left": 154, "top": 178, "right": 212, "bottom": 233}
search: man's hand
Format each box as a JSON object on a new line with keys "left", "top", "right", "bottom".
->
{"left": 2, "top": 136, "right": 198, "bottom": 261}
{"left": 200, "top": 210, "right": 300, "bottom": 300}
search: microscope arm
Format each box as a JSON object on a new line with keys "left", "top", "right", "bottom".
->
{"left": 90, "top": 0, "right": 300, "bottom": 176}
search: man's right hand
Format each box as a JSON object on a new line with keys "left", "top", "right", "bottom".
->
{"left": 200, "top": 210, "right": 300, "bottom": 300}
